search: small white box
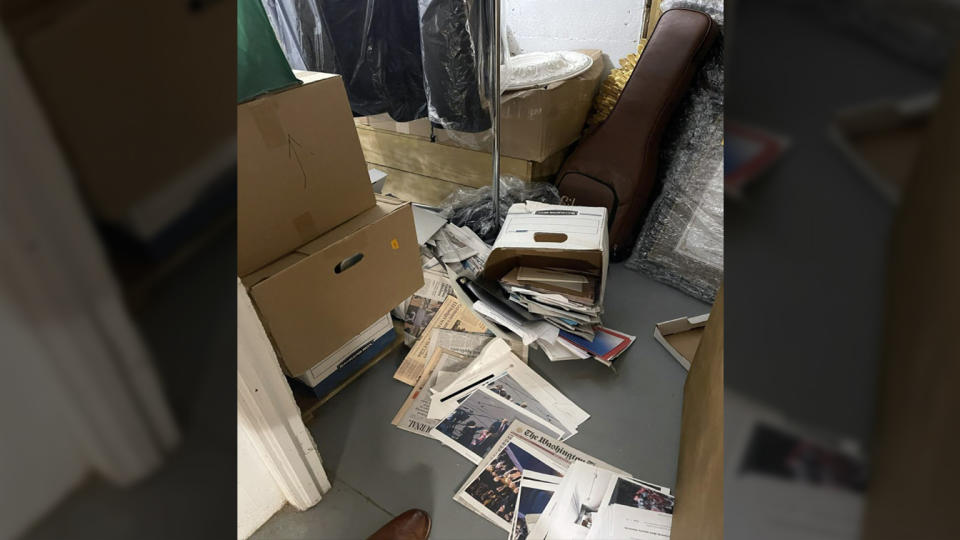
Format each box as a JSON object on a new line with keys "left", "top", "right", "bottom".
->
{"left": 653, "top": 313, "right": 710, "bottom": 371}
{"left": 483, "top": 202, "right": 609, "bottom": 306}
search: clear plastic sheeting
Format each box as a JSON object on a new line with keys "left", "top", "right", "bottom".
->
{"left": 660, "top": 0, "right": 724, "bottom": 26}
{"left": 261, "top": 0, "right": 428, "bottom": 121}
{"left": 418, "top": 0, "right": 494, "bottom": 133}
{"left": 439, "top": 176, "right": 562, "bottom": 243}
{"left": 625, "top": 28, "right": 724, "bottom": 304}
{"left": 500, "top": 51, "right": 594, "bottom": 91}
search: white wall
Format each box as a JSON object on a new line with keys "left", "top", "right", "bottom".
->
{"left": 505, "top": 0, "right": 647, "bottom": 71}
{"left": 237, "top": 418, "right": 287, "bottom": 540}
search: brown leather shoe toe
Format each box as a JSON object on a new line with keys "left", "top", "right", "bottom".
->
{"left": 367, "top": 509, "right": 431, "bottom": 540}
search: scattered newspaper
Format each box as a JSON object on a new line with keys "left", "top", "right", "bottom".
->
{"left": 430, "top": 223, "right": 491, "bottom": 280}
{"left": 391, "top": 331, "right": 493, "bottom": 436}
{"left": 426, "top": 339, "right": 589, "bottom": 439}
{"left": 392, "top": 348, "right": 469, "bottom": 436}
{"left": 453, "top": 421, "right": 630, "bottom": 531}
{"left": 402, "top": 268, "right": 455, "bottom": 345}
{"left": 393, "top": 295, "right": 488, "bottom": 385}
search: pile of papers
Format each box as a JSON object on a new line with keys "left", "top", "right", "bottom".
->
{"left": 387, "top": 206, "right": 675, "bottom": 539}
{"left": 427, "top": 221, "right": 492, "bottom": 280}
{"left": 393, "top": 337, "right": 590, "bottom": 452}
{"left": 461, "top": 268, "right": 634, "bottom": 367}
{"left": 497, "top": 267, "right": 635, "bottom": 365}
{"left": 450, "top": 420, "right": 675, "bottom": 540}
{"left": 390, "top": 329, "right": 673, "bottom": 539}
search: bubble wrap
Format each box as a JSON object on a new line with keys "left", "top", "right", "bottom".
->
{"left": 625, "top": 19, "right": 724, "bottom": 304}
{"left": 438, "top": 176, "right": 562, "bottom": 243}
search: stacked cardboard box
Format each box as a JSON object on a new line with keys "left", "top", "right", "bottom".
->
{"left": 238, "top": 71, "right": 423, "bottom": 396}
{"left": 352, "top": 50, "right": 604, "bottom": 205}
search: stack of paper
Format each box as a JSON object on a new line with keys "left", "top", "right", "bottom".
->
{"left": 427, "top": 223, "right": 491, "bottom": 280}
{"left": 493, "top": 266, "right": 635, "bottom": 366}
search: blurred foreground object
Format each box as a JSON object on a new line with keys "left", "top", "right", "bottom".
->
{"left": 860, "top": 50, "right": 960, "bottom": 540}
{"left": 2, "top": 0, "right": 235, "bottom": 245}
{"left": 0, "top": 21, "right": 179, "bottom": 539}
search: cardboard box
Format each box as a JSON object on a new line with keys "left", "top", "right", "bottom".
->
{"left": 482, "top": 202, "right": 608, "bottom": 305}
{"left": 296, "top": 313, "right": 394, "bottom": 389}
{"left": 653, "top": 314, "right": 710, "bottom": 371}
{"left": 242, "top": 196, "right": 423, "bottom": 376}
{"left": 671, "top": 290, "right": 722, "bottom": 540}
{"left": 4, "top": 0, "right": 235, "bottom": 235}
{"left": 354, "top": 49, "right": 604, "bottom": 162}
{"left": 238, "top": 71, "right": 376, "bottom": 275}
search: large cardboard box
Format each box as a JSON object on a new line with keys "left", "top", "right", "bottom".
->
{"left": 482, "top": 202, "right": 609, "bottom": 305}
{"left": 241, "top": 196, "right": 423, "bottom": 376}
{"left": 238, "top": 71, "right": 376, "bottom": 275}
{"left": 355, "top": 49, "right": 604, "bottom": 162}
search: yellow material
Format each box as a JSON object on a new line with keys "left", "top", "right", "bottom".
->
{"left": 586, "top": 39, "right": 648, "bottom": 127}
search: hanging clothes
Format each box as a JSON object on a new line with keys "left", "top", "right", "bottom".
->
{"left": 261, "top": 0, "right": 427, "bottom": 122}
{"left": 261, "top": 0, "right": 491, "bottom": 131}
{"left": 417, "top": 0, "right": 492, "bottom": 132}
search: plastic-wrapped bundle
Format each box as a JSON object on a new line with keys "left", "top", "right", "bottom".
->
{"left": 418, "top": 0, "right": 492, "bottom": 132}
{"left": 625, "top": 29, "right": 724, "bottom": 304}
{"left": 439, "top": 176, "right": 561, "bottom": 242}
{"left": 261, "top": 0, "right": 428, "bottom": 121}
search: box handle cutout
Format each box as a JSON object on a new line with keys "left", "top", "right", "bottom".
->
{"left": 533, "top": 232, "right": 568, "bottom": 243}
{"left": 335, "top": 253, "right": 364, "bottom": 274}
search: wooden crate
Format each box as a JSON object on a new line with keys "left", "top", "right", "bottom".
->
{"left": 357, "top": 125, "right": 566, "bottom": 206}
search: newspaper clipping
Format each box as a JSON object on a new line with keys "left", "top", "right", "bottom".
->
{"left": 393, "top": 295, "right": 488, "bottom": 385}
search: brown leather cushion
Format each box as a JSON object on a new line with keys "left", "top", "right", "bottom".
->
{"left": 556, "top": 9, "right": 718, "bottom": 261}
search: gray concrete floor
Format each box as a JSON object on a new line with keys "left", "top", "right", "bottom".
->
{"left": 252, "top": 263, "right": 708, "bottom": 539}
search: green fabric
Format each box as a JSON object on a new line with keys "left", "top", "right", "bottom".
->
{"left": 237, "top": 0, "right": 299, "bottom": 103}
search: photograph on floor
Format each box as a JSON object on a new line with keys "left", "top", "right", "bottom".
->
{"left": 510, "top": 480, "right": 558, "bottom": 540}
{"left": 431, "top": 389, "right": 564, "bottom": 463}
{"left": 459, "top": 439, "right": 563, "bottom": 531}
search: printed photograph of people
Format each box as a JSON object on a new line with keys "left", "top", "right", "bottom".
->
{"left": 510, "top": 483, "right": 555, "bottom": 540}
{"left": 610, "top": 478, "right": 675, "bottom": 514}
{"left": 464, "top": 441, "right": 559, "bottom": 528}
{"left": 485, "top": 375, "right": 570, "bottom": 438}
{"left": 433, "top": 389, "right": 561, "bottom": 461}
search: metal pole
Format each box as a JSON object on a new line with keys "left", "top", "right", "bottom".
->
{"left": 490, "top": 0, "right": 501, "bottom": 229}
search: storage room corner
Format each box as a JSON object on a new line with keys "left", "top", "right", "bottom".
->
{"left": 237, "top": 1, "right": 724, "bottom": 539}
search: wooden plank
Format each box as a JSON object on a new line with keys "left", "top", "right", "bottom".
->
{"left": 358, "top": 125, "right": 531, "bottom": 187}
{"left": 294, "top": 320, "right": 405, "bottom": 423}
{"left": 373, "top": 165, "right": 477, "bottom": 207}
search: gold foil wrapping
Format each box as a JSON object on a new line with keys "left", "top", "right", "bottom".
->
{"left": 587, "top": 39, "right": 648, "bottom": 127}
